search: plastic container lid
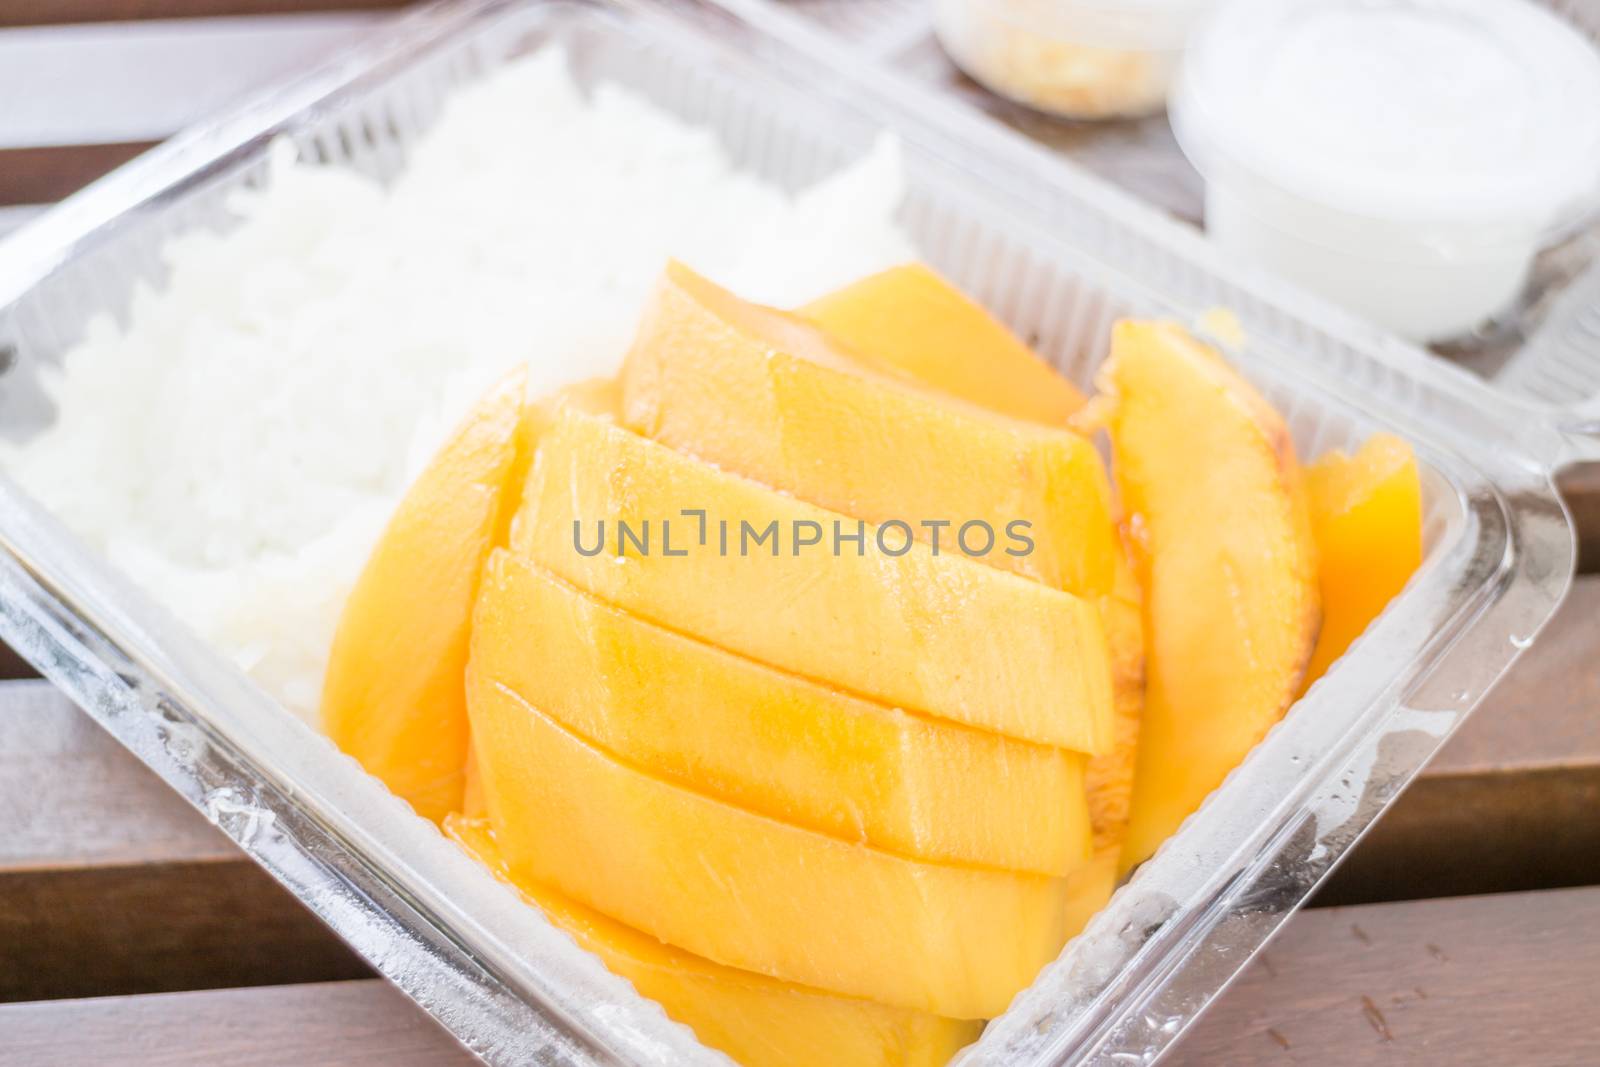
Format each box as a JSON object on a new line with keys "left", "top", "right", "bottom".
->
{"left": 1172, "top": 0, "right": 1600, "bottom": 231}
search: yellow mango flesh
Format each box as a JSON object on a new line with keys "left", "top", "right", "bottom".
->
{"left": 1301, "top": 433, "right": 1423, "bottom": 691}
{"left": 473, "top": 549, "right": 1089, "bottom": 874}
{"left": 468, "top": 672, "right": 1076, "bottom": 1019}
{"left": 461, "top": 742, "right": 486, "bottom": 819}
{"left": 621, "top": 261, "right": 1118, "bottom": 598}
{"left": 322, "top": 367, "right": 528, "bottom": 821}
{"left": 800, "top": 263, "right": 1086, "bottom": 427}
{"left": 1103, "top": 322, "right": 1320, "bottom": 871}
{"left": 799, "top": 271, "right": 1145, "bottom": 926}
{"left": 1059, "top": 848, "right": 1119, "bottom": 938}
{"left": 446, "top": 816, "right": 982, "bottom": 1067}
{"left": 1087, "top": 549, "right": 1145, "bottom": 856}
{"left": 510, "top": 391, "right": 1114, "bottom": 753}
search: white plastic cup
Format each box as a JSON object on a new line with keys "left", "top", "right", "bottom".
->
{"left": 933, "top": 0, "right": 1222, "bottom": 120}
{"left": 1172, "top": 0, "right": 1600, "bottom": 342}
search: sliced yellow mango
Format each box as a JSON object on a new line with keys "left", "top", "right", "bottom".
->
{"left": 510, "top": 389, "right": 1113, "bottom": 753}
{"left": 799, "top": 275, "right": 1146, "bottom": 918}
{"left": 472, "top": 549, "right": 1089, "bottom": 875}
{"left": 1301, "top": 433, "right": 1423, "bottom": 691}
{"left": 446, "top": 816, "right": 981, "bottom": 1067}
{"left": 1101, "top": 322, "right": 1320, "bottom": 871}
{"left": 800, "top": 263, "right": 1086, "bottom": 426}
{"left": 322, "top": 366, "right": 529, "bottom": 821}
{"left": 468, "top": 673, "right": 1076, "bottom": 1019}
{"left": 621, "top": 261, "right": 1118, "bottom": 598}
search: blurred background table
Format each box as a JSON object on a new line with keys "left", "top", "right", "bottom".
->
{"left": 2, "top": 2, "right": 1598, "bottom": 1064}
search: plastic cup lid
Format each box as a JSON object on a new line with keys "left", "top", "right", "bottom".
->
{"left": 1171, "top": 0, "right": 1600, "bottom": 230}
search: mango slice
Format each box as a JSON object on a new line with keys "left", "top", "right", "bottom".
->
{"left": 472, "top": 549, "right": 1090, "bottom": 874}
{"left": 510, "top": 389, "right": 1114, "bottom": 753}
{"left": 446, "top": 816, "right": 982, "bottom": 1067}
{"left": 800, "top": 272, "right": 1146, "bottom": 924}
{"left": 1301, "top": 433, "right": 1423, "bottom": 691}
{"left": 621, "top": 261, "right": 1118, "bottom": 598}
{"left": 800, "top": 263, "right": 1086, "bottom": 426}
{"left": 1100, "top": 322, "right": 1320, "bottom": 871}
{"left": 322, "top": 367, "right": 529, "bottom": 821}
{"left": 468, "top": 672, "right": 1076, "bottom": 1019}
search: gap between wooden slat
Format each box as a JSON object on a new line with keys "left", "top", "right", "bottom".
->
{"left": 0, "top": 143, "right": 156, "bottom": 206}
{"left": 1168, "top": 886, "right": 1600, "bottom": 1067}
{"left": 0, "top": 860, "right": 372, "bottom": 1002}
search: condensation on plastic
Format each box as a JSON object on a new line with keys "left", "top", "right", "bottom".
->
{"left": 0, "top": 1, "right": 1580, "bottom": 1065}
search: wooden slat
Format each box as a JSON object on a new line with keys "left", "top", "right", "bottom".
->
{"left": 0, "top": 981, "right": 471, "bottom": 1066}
{"left": 1560, "top": 461, "right": 1600, "bottom": 574}
{"left": 1423, "top": 574, "right": 1600, "bottom": 774}
{"left": 1315, "top": 766, "right": 1600, "bottom": 905}
{"left": 1315, "top": 572, "right": 1600, "bottom": 904}
{"left": 0, "top": 1, "right": 406, "bottom": 27}
{"left": 0, "top": 143, "right": 156, "bottom": 206}
{"left": 0, "top": 681, "right": 235, "bottom": 869}
{"left": 0, "top": 640, "right": 35, "bottom": 681}
{"left": 2, "top": 888, "right": 1596, "bottom": 1066}
{"left": 0, "top": 683, "right": 370, "bottom": 1000}
{"left": 0, "top": 860, "right": 371, "bottom": 1001}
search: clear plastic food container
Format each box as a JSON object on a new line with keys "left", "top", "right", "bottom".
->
{"left": 0, "top": 0, "right": 1588, "bottom": 1063}
{"left": 1171, "top": 0, "right": 1600, "bottom": 343}
{"left": 932, "top": 0, "right": 1220, "bottom": 119}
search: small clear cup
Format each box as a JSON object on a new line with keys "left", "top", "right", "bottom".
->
{"left": 1171, "top": 0, "right": 1600, "bottom": 342}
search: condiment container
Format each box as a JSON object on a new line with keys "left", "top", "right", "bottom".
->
{"left": 1172, "top": 0, "right": 1600, "bottom": 342}
{"left": 0, "top": 1, "right": 1587, "bottom": 1064}
{"left": 932, "top": 0, "right": 1220, "bottom": 119}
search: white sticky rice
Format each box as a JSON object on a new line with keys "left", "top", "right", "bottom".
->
{"left": 1, "top": 47, "right": 915, "bottom": 722}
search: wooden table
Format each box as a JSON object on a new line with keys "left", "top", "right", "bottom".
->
{"left": 2, "top": 4, "right": 1599, "bottom": 1064}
